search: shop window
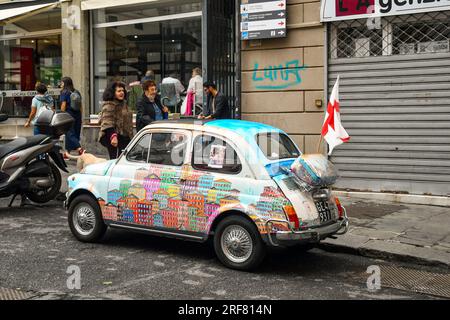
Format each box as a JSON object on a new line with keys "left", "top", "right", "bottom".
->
{"left": 392, "top": 18, "right": 450, "bottom": 55}
{"left": 0, "top": 35, "right": 62, "bottom": 117}
{"left": 334, "top": 26, "right": 382, "bottom": 59}
{"left": 92, "top": 0, "right": 202, "bottom": 114}
{"left": 330, "top": 12, "right": 450, "bottom": 59}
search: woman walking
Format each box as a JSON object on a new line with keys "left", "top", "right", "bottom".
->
{"left": 98, "top": 81, "right": 134, "bottom": 159}
{"left": 60, "top": 77, "right": 84, "bottom": 158}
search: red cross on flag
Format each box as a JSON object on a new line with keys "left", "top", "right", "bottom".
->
{"left": 321, "top": 76, "right": 350, "bottom": 155}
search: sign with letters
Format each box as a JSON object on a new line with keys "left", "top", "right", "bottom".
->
{"left": 320, "top": 0, "right": 450, "bottom": 22}
{"left": 240, "top": 0, "right": 287, "bottom": 40}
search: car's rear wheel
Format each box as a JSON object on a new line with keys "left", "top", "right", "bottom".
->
{"left": 214, "top": 215, "right": 266, "bottom": 271}
{"left": 68, "top": 195, "right": 107, "bottom": 242}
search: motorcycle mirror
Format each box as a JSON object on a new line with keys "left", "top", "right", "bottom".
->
{"left": 0, "top": 114, "right": 8, "bottom": 122}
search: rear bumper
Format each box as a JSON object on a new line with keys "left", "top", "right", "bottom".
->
{"left": 265, "top": 207, "right": 349, "bottom": 247}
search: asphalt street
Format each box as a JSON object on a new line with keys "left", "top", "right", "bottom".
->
{"left": 0, "top": 197, "right": 447, "bottom": 300}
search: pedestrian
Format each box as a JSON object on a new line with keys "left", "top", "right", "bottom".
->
{"left": 187, "top": 67, "right": 203, "bottom": 106}
{"left": 59, "top": 77, "right": 84, "bottom": 158}
{"left": 141, "top": 70, "right": 155, "bottom": 83}
{"left": 161, "top": 74, "right": 185, "bottom": 102}
{"left": 136, "top": 80, "right": 169, "bottom": 132}
{"left": 98, "top": 81, "right": 134, "bottom": 159}
{"left": 24, "top": 82, "right": 55, "bottom": 134}
{"left": 198, "top": 81, "right": 231, "bottom": 120}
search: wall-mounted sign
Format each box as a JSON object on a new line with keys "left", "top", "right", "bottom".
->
{"left": 320, "top": 0, "right": 450, "bottom": 22}
{"left": 240, "top": 0, "right": 286, "bottom": 40}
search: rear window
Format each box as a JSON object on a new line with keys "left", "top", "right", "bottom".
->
{"left": 256, "top": 132, "right": 300, "bottom": 160}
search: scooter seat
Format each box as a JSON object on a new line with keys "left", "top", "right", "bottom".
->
{"left": 0, "top": 135, "right": 50, "bottom": 160}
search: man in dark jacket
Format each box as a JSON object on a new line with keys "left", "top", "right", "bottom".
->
{"left": 198, "top": 81, "right": 231, "bottom": 120}
{"left": 136, "top": 80, "right": 169, "bottom": 132}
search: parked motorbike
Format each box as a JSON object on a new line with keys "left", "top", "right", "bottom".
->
{"left": 0, "top": 110, "right": 74, "bottom": 206}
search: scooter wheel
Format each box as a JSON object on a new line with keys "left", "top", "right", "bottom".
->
{"left": 25, "top": 163, "right": 62, "bottom": 203}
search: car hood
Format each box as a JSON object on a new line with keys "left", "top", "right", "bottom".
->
{"left": 82, "top": 160, "right": 115, "bottom": 176}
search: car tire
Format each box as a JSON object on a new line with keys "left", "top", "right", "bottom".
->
{"left": 214, "top": 215, "right": 266, "bottom": 271}
{"left": 68, "top": 194, "right": 107, "bottom": 243}
{"left": 25, "top": 163, "right": 62, "bottom": 203}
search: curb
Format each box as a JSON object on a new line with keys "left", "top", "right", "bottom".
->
{"left": 333, "top": 190, "right": 450, "bottom": 207}
{"left": 318, "top": 242, "right": 450, "bottom": 269}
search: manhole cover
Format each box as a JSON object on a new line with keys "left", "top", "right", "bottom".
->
{"left": 0, "top": 287, "right": 37, "bottom": 300}
{"left": 362, "top": 266, "right": 450, "bottom": 298}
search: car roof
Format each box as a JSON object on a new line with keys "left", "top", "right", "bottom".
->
{"left": 149, "top": 119, "right": 284, "bottom": 137}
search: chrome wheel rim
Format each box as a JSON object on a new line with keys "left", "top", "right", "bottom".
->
{"left": 73, "top": 203, "right": 96, "bottom": 236}
{"left": 221, "top": 225, "right": 253, "bottom": 264}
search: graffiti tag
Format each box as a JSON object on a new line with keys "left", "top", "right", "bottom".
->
{"left": 252, "top": 59, "right": 305, "bottom": 90}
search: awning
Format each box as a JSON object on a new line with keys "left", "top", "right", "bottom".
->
{"left": 0, "top": 2, "right": 59, "bottom": 25}
{"left": 81, "top": 0, "right": 159, "bottom": 11}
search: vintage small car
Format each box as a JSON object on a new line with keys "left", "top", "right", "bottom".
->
{"left": 65, "top": 119, "right": 348, "bottom": 270}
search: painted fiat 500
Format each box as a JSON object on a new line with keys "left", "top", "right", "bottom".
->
{"left": 65, "top": 119, "right": 348, "bottom": 270}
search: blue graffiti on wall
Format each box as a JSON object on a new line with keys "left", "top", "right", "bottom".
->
{"left": 252, "top": 60, "right": 306, "bottom": 90}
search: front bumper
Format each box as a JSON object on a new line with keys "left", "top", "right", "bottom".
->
{"left": 265, "top": 207, "right": 349, "bottom": 247}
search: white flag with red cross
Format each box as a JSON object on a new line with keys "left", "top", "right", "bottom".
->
{"left": 321, "top": 76, "right": 350, "bottom": 155}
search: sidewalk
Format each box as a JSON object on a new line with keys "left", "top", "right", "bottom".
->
{"left": 320, "top": 196, "right": 450, "bottom": 268}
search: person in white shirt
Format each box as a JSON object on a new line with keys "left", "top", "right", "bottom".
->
{"left": 187, "top": 67, "right": 203, "bottom": 106}
{"left": 161, "top": 74, "right": 185, "bottom": 102}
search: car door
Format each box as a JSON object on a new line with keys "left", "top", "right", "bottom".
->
{"left": 106, "top": 132, "right": 152, "bottom": 224}
{"left": 145, "top": 129, "right": 191, "bottom": 231}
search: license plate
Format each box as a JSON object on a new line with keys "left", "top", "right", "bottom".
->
{"left": 315, "top": 201, "right": 332, "bottom": 223}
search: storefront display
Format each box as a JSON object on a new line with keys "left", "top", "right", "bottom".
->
{"left": 0, "top": 5, "right": 62, "bottom": 117}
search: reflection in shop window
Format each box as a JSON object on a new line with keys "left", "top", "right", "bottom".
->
{"left": 92, "top": 0, "right": 202, "bottom": 113}
{"left": 0, "top": 36, "right": 62, "bottom": 117}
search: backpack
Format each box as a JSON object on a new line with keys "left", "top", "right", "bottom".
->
{"left": 35, "top": 99, "right": 53, "bottom": 122}
{"left": 70, "top": 90, "right": 82, "bottom": 111}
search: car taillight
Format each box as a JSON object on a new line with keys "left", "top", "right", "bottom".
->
{"left": 283, "top": 205, "right": 299, "bottom": 229}
{"left": 335, "top": 197, "right": 344, "bottom": 218}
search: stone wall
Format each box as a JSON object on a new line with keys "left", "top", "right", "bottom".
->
{"left": 240, "top": 0, "right": 326, "bottom": 154}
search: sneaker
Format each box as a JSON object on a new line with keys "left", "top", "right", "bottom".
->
{"left": 78, "top": 148, "right": 85, "bottom": 155}
{"left": 63, "top": 152, "right": 70, "bottom": 160}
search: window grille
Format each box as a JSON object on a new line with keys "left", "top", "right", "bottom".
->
{"left": 329, "top": 11, "right": 450, "bottom": 59}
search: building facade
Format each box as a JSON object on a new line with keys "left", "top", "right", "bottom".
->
{"left": 321, "top": 0, "right": 450, "bottom": 196}
{"left": 1, "top": 0, "right": 449, "bottom": 196}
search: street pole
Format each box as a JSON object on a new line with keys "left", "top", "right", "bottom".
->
{"left": 235, "top": 0, "right": 241, "bottom": 120}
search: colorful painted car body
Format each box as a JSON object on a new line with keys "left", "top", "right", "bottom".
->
{"left": 65, "top": 119, "right": 348, "bottom": 270}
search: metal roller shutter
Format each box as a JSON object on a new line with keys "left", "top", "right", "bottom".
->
{"left": 328, "top": 13, "right": 450, "bottom": 196}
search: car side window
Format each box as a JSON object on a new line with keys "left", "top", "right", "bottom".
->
{"left": 127, "top": 134, "right": 151, "bottom": 163}
{"left": 148, "top": 132, "right": 187, "bottom": 166}
{"left": 192, "top": 134, "right": 242, "bottom": 174}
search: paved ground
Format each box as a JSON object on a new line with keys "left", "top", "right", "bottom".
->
{"left": 0, "top": 195, "right": 448, "bottom": 300}
{"left": 0, "top": 161, "right": 448, "bottom": 300}
{"left": 321, "top": 197, "right": 450, "bottom": 268}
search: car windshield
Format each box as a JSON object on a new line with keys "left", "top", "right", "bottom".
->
{"left": 256, "top": 132, "right": 301, "bottom": 160}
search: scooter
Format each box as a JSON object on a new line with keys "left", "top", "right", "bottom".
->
{"left": 0, "top": 110, "right": 74, "bottom": 206}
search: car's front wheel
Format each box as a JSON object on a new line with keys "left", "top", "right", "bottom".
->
{"left": 214, "top": 215, "right": 266, "bottom": 271}
{"left": 68, "top": 195, "right": 107, "bottom": 242}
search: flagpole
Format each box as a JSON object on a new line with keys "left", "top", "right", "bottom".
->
{"left": 317, "top": 134, "right": 323, "bottom": 153}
